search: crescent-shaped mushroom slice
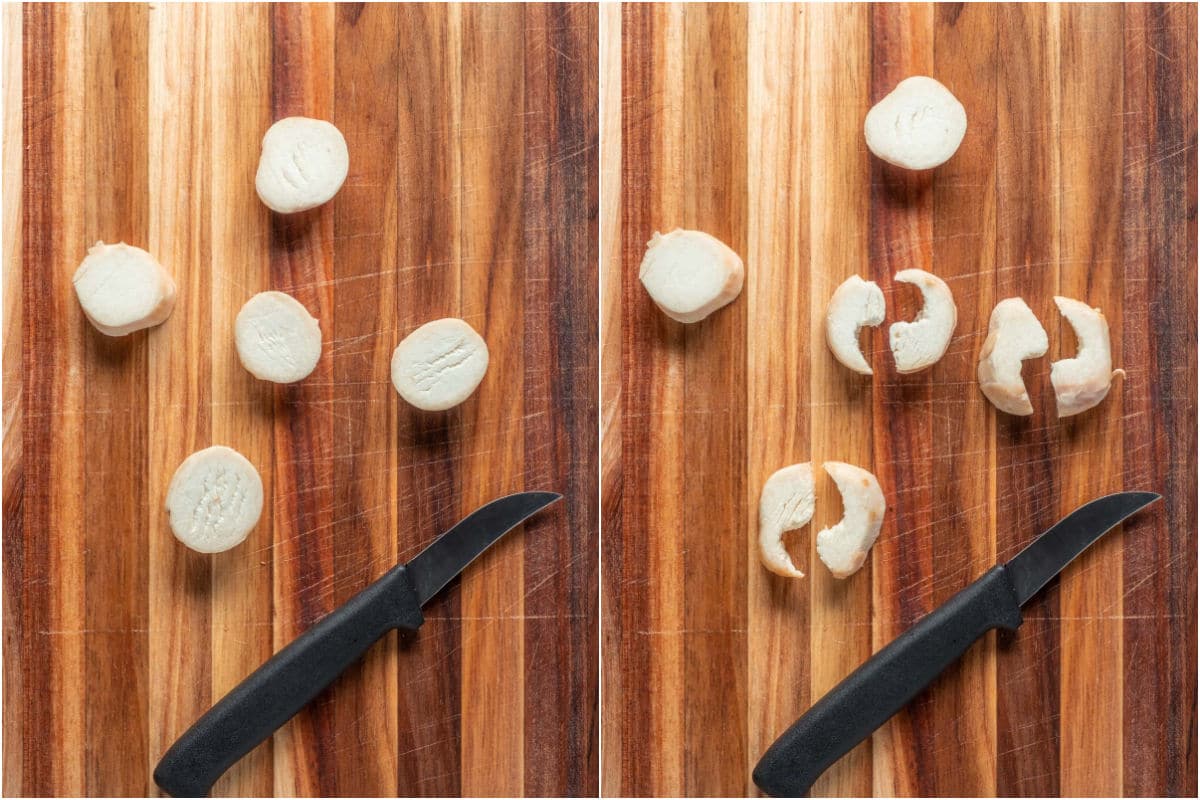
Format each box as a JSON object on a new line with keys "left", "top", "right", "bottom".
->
{"left": 816, "top": 462, "right": 885, "bottom": 579}
{"left": 889, "top": 269, "right": 957, "bottom": 373}
{"left": 977, "top": 297, "right": 1049, "bottom": 416}
{"left": 1050, "top": 296, "right": 1124, "bottom": 417}
{"left": 758, "top": 463, "right": 816, "bottom": 578}
{"left": 825, "top": 275, "right": 885, "bottom": 374}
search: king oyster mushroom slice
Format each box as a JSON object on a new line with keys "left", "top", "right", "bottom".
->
{"left": 255, "top": 117, "right": 350, "bottom": 214}
{"left": 638, "top": 229, "right": 744, "bottom": 323}
{"left": 825, "top": 275, "right": 885, "bottom": 374}
{"left": 390, "top": 317, "right": 489, "bottom": 411}
{"left": 165, "top": 445, "right": 264, "bottom": 554}
{"left": 72, "top": 241, "right": 176, "bottom": 336}
{"left": 889, "top": 269, "right": 957, "bottom": 373}
{"left": 816, "top": 462, "right": 886, "bottom": 579}
{"left": 864, "top": 76, "right": 968, "bottom": 170}
{"left": 977, "top": 297, "right": 1049, "bottom": 416}
{"left": 758, "top": 463, "right": 816, "bottom": 579}
{"left": 1050, "top": 296, "right": 1124, "bottom": 418}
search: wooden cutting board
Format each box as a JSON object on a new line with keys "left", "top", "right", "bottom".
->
{"left": 3, "top": 3, "right": 597, "bottom": 796}
{"left": 602, "top": 3, "right": 1195, "bottom": 797}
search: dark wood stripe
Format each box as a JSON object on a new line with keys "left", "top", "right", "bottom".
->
{"left": 1122, "top": 3, "right": 1198, "bottom": 796}
{"left": 994, "top": 5, "right": 1062, "bottom": 796}
{"left": 521, "top": 4, "right": 599, "bottom": 796}
{"left": 328, "top": 4, "right": 403, "bottom": 795}
{"left": 389, "top": 3, "right": 464, "bottom": 795}
{"left": 929, "top": 3, "right": 1000, "bottom": 796}
{"left": 616, "top": 4, "right": 661, "bottom": 793}
{"left": 867, "top": 6, "right": 936, "bottom": 796}
{"left": 269, "top": 4, "right": 337, "bottom": 795}
{"left": 679, "top": 5, "right": 748, "bottom": 795}
{"left": 19, "top": 4, "right": 61, "bottom": 793}
{"left": 80, "top": 4, "right": 150, "bottom": 794}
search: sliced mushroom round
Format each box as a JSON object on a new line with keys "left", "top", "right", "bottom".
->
{"left": 391, "top": 317, "right": 489, "bottom": 411}
{"left": 165, "top": 445, "right": 264, "bottom": 554}
{"left": 977, "top": 297, "right": 1049, "bottom": 416}
{"left": 758, "top": 463, "right": 816, "bottom": 579}
{"left": 816, "top": 461, "right": 885, "bottom": 579}
{"left": 255, "top": 117, "right": 349, "bottom": 214}
{"left": 639, "top": 229, "right": 744, "bottom": 323}
{"left": 825, "top": 275, "right": 885, "bottom": 375}
{"left": 889, "top": 269, "right": 957, "bottom": 373}
{"left": 864, "top": 76, "right": 967, "bottom": 170}
{"left": 72, "top": 241, "right": 176, "bottom": 336}
{"left": 1050, "top": 296, "right": 1124, "bottom": 418}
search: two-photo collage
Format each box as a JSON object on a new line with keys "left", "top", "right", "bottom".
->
{"left": 3, "top": 2, "right": 1196, "bottom": 798}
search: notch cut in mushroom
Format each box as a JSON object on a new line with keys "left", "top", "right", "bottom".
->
{"left": 816, "top": 461, "right": 885, "bottom": 579}
{"left": 1050, "top": 296, "right": 1124, "bottom": 417}
{"left": 977, "top": 297, "right": 1049, "bottom": 416}
{"left": 889, "top": 269, "right": 957, "bottom": 373}
{"left": 758, "top": 463, "right": 815, "bottom": 578}
{"left": 825, "top": 275, "right": 885, "bottom": 374}
{"left": 639, "top": 229, "right": 744, "bottom": 323}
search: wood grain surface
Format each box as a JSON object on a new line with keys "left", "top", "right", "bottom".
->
{"left": 4, "top": 3, "right": 598, "bottom": 797}
{"left": 602, "top": 3, "right": 1197, "bottom": 796}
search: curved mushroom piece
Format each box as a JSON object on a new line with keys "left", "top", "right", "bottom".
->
{"left": 864, "top": 76, "right": 967, "bottom": 170}
{"left": 888, "top": 269, "right": 957, "bottom": 373}
{"left": 1050, "top": 296, "right": 1124, "bottom": 417}
{"left": 639, "top": 229, "right": 744, "bottom": 323}
{"left": 758, "top": 463, "right": 816, "bottom": 579}
{"left": 825, "top": 275, "right": 885, "bottom": 375}
{"left": 977, "top": 297, "right": 1049, "bottom": 416}
{"left": 816, "top": 461, "right": 885, "bottom": 579}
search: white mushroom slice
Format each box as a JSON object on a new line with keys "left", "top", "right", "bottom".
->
{"left": 639, "top": 229, "right": 744, "bottom": 323}
{"left": 1050, "top": 296, "right": 1124, "bottom": 417}
{"left": 234, "top": 291, "right": 323, "bottom": 384}
{"left": 165, "top": 445, "right": 264, "bottom": 554}
{"left": 977, "top": 297, "right": 1049, "bottom": 416}
{"left": 72, "top": 241, "right": 176, "bottom": 336}
{"left": 255, "top": 117, "right": 349, "bottom": 213}
{"left": 864, "top": 76, "right": 967, "bottom": 170}
{"left": 816, "top": 461, "right": 885, "bottom": 579}
{"left": 824, "top": 275, "right": 885, "bottom": 374}
{"left": 758, "top": 463, "right": 816, "bottom": 578}
{"left": 391, "top": 318, "right": 489, "bottom": 411}
{"left": 889, "top": 269, "right": 957, "bottom": 373}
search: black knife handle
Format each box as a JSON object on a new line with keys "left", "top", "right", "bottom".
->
{"left": 153, "top": 564, "right": 424, "bottom": 797}
{"left": 753, "top": 565, "right": 1023, "bottom": 797}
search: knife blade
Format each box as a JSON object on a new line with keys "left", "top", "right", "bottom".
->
{"left": 753, "top": 491, "right": 1160, "bottom": 798}
{"left": 153, "top": 491, "right": 561, "bottom": 798}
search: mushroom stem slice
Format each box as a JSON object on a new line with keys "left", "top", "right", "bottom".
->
{"left": 638, "top": 229, "right": 744, "bottom": 323}
{"left": 165, "top": 445, "right": 264, "bottom": 554}
{"left": 825, "top": 275, "right": 885, "bottom": 375}
{"left": 816, "top": 462, "right": 886, "bottom": 579}
{"left": 889, "top": 269, "right": 957, "bottom": 373}
{"left": 72, "top": 241, "right": 176, "bottom": 336}
{"left": 1050, "top": 296, "right": 1124, "bottom": 417}
{"left": 758, "top": 463, "right": 816, "bottom": 578}
{"left": 977, "top": 297, "right": 1049, "bottom": 416}
{"left": 864, "top": 76, "right": 968, "bottom": 170}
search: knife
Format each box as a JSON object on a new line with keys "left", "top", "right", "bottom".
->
{"left": 753, "top": 491, "right": 1160, "bottom": 798}
{"left": 153, "top": 491, "right": 561, "bottom": 798}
